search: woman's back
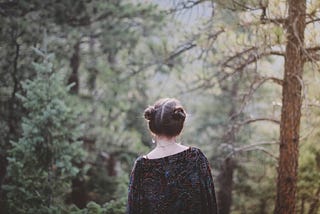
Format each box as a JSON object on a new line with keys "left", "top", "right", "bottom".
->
{"left": 127, "top": 147, "right": 218, "bottom": 214}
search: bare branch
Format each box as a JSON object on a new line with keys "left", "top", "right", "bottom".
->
{"left": 183, "top": 47, "right": 284, "bottom": 94}
{"left": 124, "top": 27, "right": 224, "bottom": 83}
{"left": 223, "top": 49, "right": 284, "bottom": 72}
{"left": 166, "top": 42, "right": 196, "bottom": 62}
{"left": 261, "top": 76, "right": 283, "bottom": 86}
{"left": 268, "top": 51, "right": 285, "bottom": 57}
{"left": 306, "top": 103, "right": 320, "bottom": 108}
{"left": 225, "top": 141, "right": 279, "bottom": 159}
{"left": 166, "top": 0, "right": 207, "bottom": 15}
{"left": 230, "top": 74, "right": 276, "bottom": 119}
{"left": 306, "top": 18, "right": 320, "bottom": 25}
{"left": 222, "top": 47, "right": 257, "bottom": 68}
{"left": 306, "top": 46, "right": 320, "bottom": 52}
{"left": 123, "top": 39, "right": 197, "bottom": 81}
{"left": 261, "top": 17, "right": 287, "bottom": 25}
{"left": 240, "top": 117, "right": 280, "bottom": 125}
{"left": 304, "top": 46, "right": 320, "bottom": 62}
{"left": 244, "top": 147, "right": 279, "bottom": 160}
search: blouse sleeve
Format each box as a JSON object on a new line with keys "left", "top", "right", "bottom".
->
{"left": 127, "top": 158, "right": 143, "bottom": 214}
{"left": 198, "top": 150, "right": 218, "bottom": 214}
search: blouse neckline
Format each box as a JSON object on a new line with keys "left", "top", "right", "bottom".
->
{"left": 142, "top": 146, "right": 192, "bottom": 162}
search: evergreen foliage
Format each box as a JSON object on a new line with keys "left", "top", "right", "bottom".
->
{"left": 67, "top": 199, "right": 126, "bottom": 214}
{"left": 0, "top": 0, "right": 319, "bottom": 213}
{"left": 0, "top": 0, "right": 165, "bottom": 212}
{"left": 3, "top": 50, "right": 85, "bottom": 213}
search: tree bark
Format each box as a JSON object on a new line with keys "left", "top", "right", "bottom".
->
{"left": 274, "top": 0, "right": 306, "bottom": 213}
{"left": 68, "top": 42, "right": 80, "bottom": 94}
{"left": 216, "top": 79, "right": 239, "bottom": 214}
{"left": 300, "top": 197, "right": 305, "bottom": 214}
{"left": 308, "top": 187, "right": 320, "bottom": 214}
{"left": 217, "top": 157, "right": 236, "bottom": 214}
{"left": 1, "top": 38, "right": 21, "bottom": 211}
{"left": 87, "top": 36, "right": 98, "bottom": 91}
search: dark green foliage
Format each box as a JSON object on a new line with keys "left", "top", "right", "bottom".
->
{"left": 297, "top": 104, "right": 320, "bottom": 214}
{"left": 0, "top": 0, "right": 164, "bottom": 212}
{"left": 0, "top": 0, "right": 318, "bottom": 213}
{"left": 66, "top": 198, "right": 126, "bottom": 214}
{"left": 3, "top": 50, "right": 86, "bottom": 213}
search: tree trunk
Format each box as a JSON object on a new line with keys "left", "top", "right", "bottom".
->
{"left": 300, "top": 197, "right": 305, "bottom": 214}
{"left": 274, "top": 0, "right": 306, "bottom": 213}
{"left": 216, "top": 80, "right": 239, "bottom": 214}
{"left": 68, "top": 42, "right": 80, "bottom": 94}
{"left": 70, "top": 178, "right": 87, "bottom": 209}
{"left": 1, "top": 37, "right": 22, "bottom": 212}
{"left": 308, "top": 187, "right": 320, "bottom": 214}
{"left": 259, "top": 198, "right": 267, "bottom": 214}
{"left": 217, "top": 157, "right": 236, "bottom": 214}
{"left": 87, "top": 36, "right": 98, "bottom": 91}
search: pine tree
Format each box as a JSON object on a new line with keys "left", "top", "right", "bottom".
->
{"left": 3, "top": 48, "right": 86, "bottom": 213}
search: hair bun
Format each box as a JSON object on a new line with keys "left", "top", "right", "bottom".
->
{"left": 144, "top": 106, "right": 156, "bottom": 121}
{"left": 172, "top": 107, "right": 186, "bottom": 121}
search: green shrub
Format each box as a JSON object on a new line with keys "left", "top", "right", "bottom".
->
{"left": 3, "top": 49, "right": 86, "bottom": 213}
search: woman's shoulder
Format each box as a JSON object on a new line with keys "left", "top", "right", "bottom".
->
{"left": 134, "top": 156, "right": 144, "bottom": 165}
{"left": 189, "top": 146, "right": 205, "bottom": 155}
{"left": 188, "top": 146, "right": 211, "bottom": 162}
{"left": 131, "top": 156, "right": 145, "bottom": 170}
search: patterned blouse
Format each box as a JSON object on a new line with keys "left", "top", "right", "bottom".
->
{"left": 127, "top": 147, "right": 218, "bottom": 214}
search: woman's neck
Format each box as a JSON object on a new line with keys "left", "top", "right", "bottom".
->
{"left": 145, "top": 136, "right": 189, "bottom": 159}
{"left": 155, "top": 137, "right": 177, "bottom": 148}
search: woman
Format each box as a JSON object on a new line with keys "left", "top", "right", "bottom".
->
{"left": 127, "top": 98, "right": 218, "bottom": 214}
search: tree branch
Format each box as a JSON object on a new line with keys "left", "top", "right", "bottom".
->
{"left": 123, "top": 39, "right": 197, "bottom": 81}
{"left": 222, "top": 48, "right": 283, "bottom": 71}
{"left": 183, "top": 47, "right": 284, "bottom": 94}
{"left": 244, "top": 147, "right": 279, "bottom": 160}
{"left": 304, "top": 46, "right": 320, "bottom": 62}
{"left": 261, "top": 76, "right": 284, "bottom": 86}
{"left": 167, "top": 42, "right": 196, "bottom": 62}
{"left": 306, "top": 46, "right": 320, "bottom": 52}
{"left": 166, "top": 0, "right": 206, "bottom": 14}
{"left": 306, "top": 103, "right": 320, "bottom": 108}
{"left": 306, "top": 18, "right": 320, "bottom": 25}
{"left": 261, "top": 17, "right": 287, "bottom": 25}
{"left": 222, "top": 47, "right": 257, "bottom": 68}
{"left": 268, "top": 51, "right": 285, "bottom": 57}
{"left": 226, "top": 141, "right": 279, "bottom": 160}
{"left": 240, "top": 117, "right": 280, "bottom": 125}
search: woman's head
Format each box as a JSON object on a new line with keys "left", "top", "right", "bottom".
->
{"left": 144, "top": 98, "right": 186, "bottom": 138}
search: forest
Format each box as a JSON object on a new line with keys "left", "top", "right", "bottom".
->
{"left": 0, "top": 0, "right": 320, "bottom": 213}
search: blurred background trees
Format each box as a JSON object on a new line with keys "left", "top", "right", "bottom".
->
{"left": 0, "top": 0, "right": 166, "bottom": 212}
{"left": 1, "top": 0, "right": 320, "bottom": 213}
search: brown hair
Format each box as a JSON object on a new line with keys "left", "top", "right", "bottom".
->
{"left": 144, "top": 98, "right": 186, "bottom": 137}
